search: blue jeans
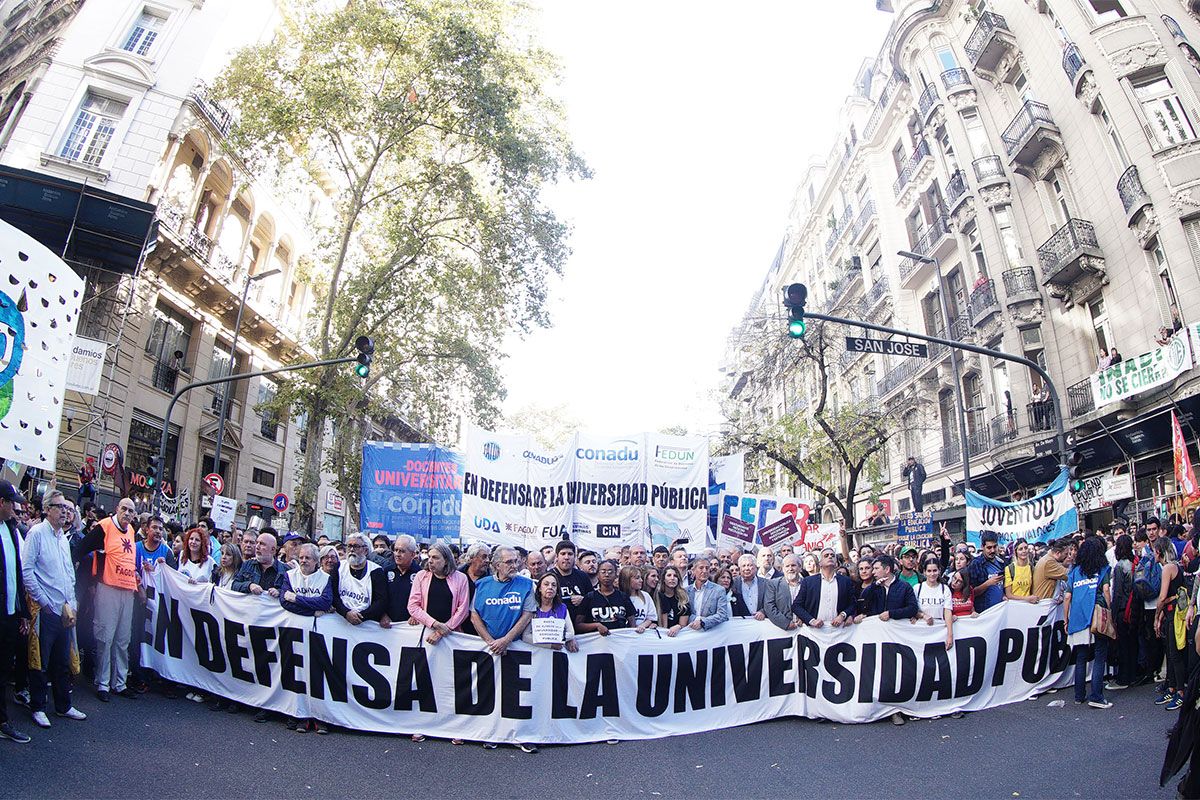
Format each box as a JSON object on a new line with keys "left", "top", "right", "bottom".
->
{"left": 1074, "top": 636, "right": 1109, "bottom": 703}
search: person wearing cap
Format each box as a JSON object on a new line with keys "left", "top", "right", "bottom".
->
{"left": 0, "top": 480, "right": 32, "bottom": 742}
{"left": 278, "top": 533, "right": 302, "bottom": 568}
{"left": 897, "top": 546, "right": 921, "bottom": 587}
{"left": 20, "top": 490, "right": 87, "bottom": 729}
{"left": 76, "top": 496, "right": 140, "bottom": 702}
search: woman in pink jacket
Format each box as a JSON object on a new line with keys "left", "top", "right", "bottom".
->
{"left": 407, "top": 541, "right": 470, "bottom": 645}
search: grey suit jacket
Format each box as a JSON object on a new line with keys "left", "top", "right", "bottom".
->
{"left": 687, "top": 581, "right": 731, "bottom": 629}
{"left": 764, "top": 576, "right": 799, "bottom": 630}
{"left": 732, "top": 575, "right": 771, "bottom": 617}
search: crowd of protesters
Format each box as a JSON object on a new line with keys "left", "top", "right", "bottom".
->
{"left": 1, "top": 477, "right": 1198, "bottom": 751}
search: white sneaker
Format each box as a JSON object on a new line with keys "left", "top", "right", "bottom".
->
{"left": 57, "top": 708, "right": 86, "bottom": 721}
{"left": 31, "top": 711, "right": 50, "bottom": 729}
{"left": 185, "top": 692, "right": 197, "bottom": 702}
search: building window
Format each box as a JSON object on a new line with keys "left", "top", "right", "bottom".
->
{"left": 201, "top": 455, "right": 230, "bottom": 484}
{"left": 994, "top": 205, "right": 1024, "bottom": 268}
{"left": 128, "top": 412, "right": 179, "bottom": 488}
{"left": 59, "top": 92, "right": 127, "bottom": 167}
{"left": 1134, "top": 71, "right": 1196, "bottom": 148}
{"left": 935, "top": 45, "right": 957, "bottom": 72}
{"left": 1020, "top": 326, "right": 1046, "bottom": 392}
{"left": 1044, "top": 169, "right": 1072, "bottom": 224}
{"left": 145, "top": 304, "right": 191, "bottom": 394}
{"left": 1088, "top": 298, "right": 1113, "bottom": 353}
{"left": 902, "top": 410, "right": 921, "bottom": 461}
{"left": 965, "top": 223, "right": 987, "bottom": 279}
{"left": 1149, "top": 239, "right": 1183, "bottom": 325}
{"left": 121, "top": 8, "right": 167, "bottom": 56}
{"left": 208, "top": 343, "right": 235, "bottom": 414}
{"left": 323, "top": 513, "right": 345, "bottom": 542}
{"left": 1097, "top": 101, "right": 1130, "bottom": 169}
{"left": 938, "top": 389, "right": 958, "bottom": 450}
{"left": 258, "top": 380, "right": 280, "bottom": 441}
{"left": 1085, "top": 0, "right": 1128, "bottom": 25}
{"left": 252, "top": 467, "right": 276, "bottom": 488}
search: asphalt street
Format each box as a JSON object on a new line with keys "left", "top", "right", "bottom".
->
{"left": 0, "top": 683, "right": 1180, "bottom": 799}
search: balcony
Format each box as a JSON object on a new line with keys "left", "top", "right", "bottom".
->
{"left": 1067, "top": 377, "right": 1096, "bottom": 418}
{"left": 827, "top": 260, "right": 863, "bottom": 310}
{"left": 893, "top": 139, "right": 932, "bottom": 196}
{"left": 965, "top": 12, "right": 1017, "bottom": 76}
{"left": 1001, "top": 101, "right": 1060, "bottom": 171}
{"left": 186, "top": 83, "right": 234, "bottom": 139}
{"left": 990, "top": 410, "right": 1018, "bottom": 449}
{"left": 860, "top": 277, "right": 890, "bottom": 315}
{"left": 926, "top": 314, "right": 970, "bottom": 363}
{"left": 967, "top": 427, "right": 990, "bottom": 458}
{"left": 1001, "top": 266, "right": 1040, "bottom": 305}
{"left": 1164, "top": 14, "right": 1187, "bottom": 40}
{"left": 1037, "top": 218, "right": 1104, "bottom": 287}
{"left": 1061, "top": 43, "right": 1086, "bottom": 87}
{"left": 899, "top": 214, "right": 950, "bottom": 285}
{"left": 971, "top": 155, "right": 1007, "bottom": 190}
{"left": 917, "top": 83, "right": 941, "bottom": 125}
{"left": 1027, "top": 399, "right": 1056, "bottom": 433}
{"left": 825, "top": 205, "right": 854, "bottom": 256}
{"left": 850, "top": 198, "right": 876, "bottom": 243}
{"left": 1117, "top": 165, "right": 1152, "bottom": 223}
{"left": 968, "top": 278, "right": 999, "bottom": 327}
{"left": 151, "top": 360, "right": 180, "bottom": 394}
{"left": 940, "top": 68, "right": 973, "bottom": 97}
{"left": 947, "top": 169, "right": 970, "bottom": 213}
{"left": 184, "top": 223, "right": 214, "bottom": 263}
{"left": 941, "top": 437, "right": 962, "bottom": 468}
{"left": 879, "top": 356, "right": 925, "bottom": 397}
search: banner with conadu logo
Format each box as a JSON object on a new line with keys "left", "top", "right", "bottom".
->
{"left": 459, "top": 425, "right": 709, "bottom": 552}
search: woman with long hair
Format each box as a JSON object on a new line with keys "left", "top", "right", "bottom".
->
{"left": 520, "top": 572, "right": 578, "bottom": 652}
{"left": 212, "top": 542, "right": 242, "bottom": 589}
{"left": 1065, "top": 536, "right": 1113, "bottom": 709}
{"left": 852, "top": 558, "right": 876, "bottom": 623}
{"left": 618, "top": 566, "right": 658, "bottom": 633}
{"left": 178, "top": 527, "right": 214, "bottom": 584}
{"left": 656, "top": 565, "right": 691, "bottom": 636}
{"left": 1153, "top": 537, "right": 1187, "bottom": 710}
{"left": 949, "top": 568, "right": 975, "bottom": 618}
{"left": 643, "top": 566, "right": 659, "bottom": 597}
{"left": 1108, "top": 533, "right": 1141, "bottom": 691}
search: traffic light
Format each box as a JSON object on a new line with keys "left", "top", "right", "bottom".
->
{"left": 1067, "top": 449, "right": 1084, "bottom": 493}
{"left": 783, "top": 283, "right": 808, "bottom": 339}
{"left": 146, "top": 453, "right": 160, "bottom": 490}
{"left": 354, "top": 335, "right": 374, "bottom": 378}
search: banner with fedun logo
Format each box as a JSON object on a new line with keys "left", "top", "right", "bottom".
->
{"left": 141, "top": 568, "right": 1074, "bottom": 741}
{"left": 1091, "top": 329, "right": 1191, "bottom": 409}
{"left": 459, "top": 426, "right": 709, "bottom": 552}
{"left": 966, "top": 468, "right": 1078, "bottom": 547}
{"left": 360, "top": 442, "right": 463, "bottom": 540}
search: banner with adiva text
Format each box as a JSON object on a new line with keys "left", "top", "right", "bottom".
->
{"left": 141, "top": 567, "right": 1074, "bottom": 742}
{"left": 966, "top": 468, "right": 1078, "bottom": 547}
{"left": 459, "top": 427, "right": 708, "bottom": 552}
{"left": 360, "top": 442, "right": 463, "bottom": 540}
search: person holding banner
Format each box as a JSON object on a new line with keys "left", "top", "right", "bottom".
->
{"left": 549, "top": 541, "right": 593, "bottom": 610}
{"left": 1064, "top": 537, "right": 1113, "bottom": 709}
{"left": 792, "top": 548, "right": 855, "bottom": 628}
{"left": 656, "top": 566, "right": 691, "bottom": 635}
{"left": 866, "top": 555, "right": 919, "bottom": 622}
{"left": 470, "top": 547, "right": 535, "bottom": 655}
{"left": 231, "top": 533, "right": 286, "bottom": 598}
{"left": 177, "top": 528, "right": 215, "bottom": 585}
{"left": 686, "top": 557, "right": 731, "bottom": 631}
{"left": 1003, "top": 540, "right": 1038, "bottom": 605}
{"left": 279, "top": 544, "right": 334, "bottom": 617}
{"left": 521, "top": 572, "right": 578, "bottom": 652}
{"left": 333, "top": 533, "right": 387, "bottom": 625}
{"left": 379, "top": 535, "right": 421, "bottom": 629}
{"left": 914, "top": 559, "right": 955, "bottom": 650}
{"left": 578, "top": 560, "right": 639, "bottom": 635}
{"left": 407, "top": 542, "right": 471, "bottom": 645}
{"left": 618, "top": 566, "right": 658, "bottom": 632}
{"left": 765, "top": 555, "right": 803, "bottom": 630}
{"left": 968, "top": 532, "right": 1006, "bottom": 612}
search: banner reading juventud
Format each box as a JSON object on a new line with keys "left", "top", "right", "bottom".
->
{"left": 459, "top": 426, "right": 709, "bottom": 552}
{"left": 966, "top": 468, "right": 1078, "bottom": 547}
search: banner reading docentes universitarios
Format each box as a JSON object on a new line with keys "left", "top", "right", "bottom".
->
{"left": 966, "top": 468, "right": 1078, "bottom": 547}
{"left": 360, "top": 442, "right": 463, "bottom": 540}
{"left": 140, "top": 568, "right": 1074, "bottom": 741}
{"left": 459, "top": 426, "right": 708, "bottom": 552}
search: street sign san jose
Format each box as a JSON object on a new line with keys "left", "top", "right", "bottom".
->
{"left": 845, "top": 336, "right": 928, "bottom": 358}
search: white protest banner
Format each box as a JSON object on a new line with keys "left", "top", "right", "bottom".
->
{"left": 460, "top": 426, "right": 708, "bottom": 552}
{"left": 966, "top": 468, "right": 1079, "bottom": 547}
{"left": 719, "top": 491, "right": 812, "bottom": 548}
{"left": 797, "top": 522, "right": 841, "bottom": 551}
{"left": 141, "top": 567, "right": 1074, "bottom": 742}
{"left": 66, "top": 336, "right": 107, "bottom": 395}
{"left": 1092, "top": 330, "right": 1191, "bottom": 409}
{"left": 210, "top": 495, "right": 237, "bottom": 531}
{"left": 708, "top": 453, "right": 745, "bottom": 539}
{"left": 0, "top": 220, "right": 85, "bottom": 469}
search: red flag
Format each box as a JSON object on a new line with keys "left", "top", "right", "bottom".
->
{"left": 1171, "top": 410, "right": 1200, "bottom": 503}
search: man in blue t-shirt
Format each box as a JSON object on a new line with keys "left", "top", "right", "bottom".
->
{"left": 470, "top": 546, "right": 535, "bottom": 655}
{"left": 968, "top": 530, "right": 1005, "bottom": 612}
{"left": 135, "top": 517, "right": 176, "bottom": 573}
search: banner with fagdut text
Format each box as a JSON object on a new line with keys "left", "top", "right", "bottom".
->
{"left": 459, "top": 427, "right": 708, "bottom": 552}
{"left": 966, "top": 468, "right": 1078, "bottom": 547}
{"left": 140, "top": 568, "right": 1074, "bottom": 742}
{"left": 360, "top": 442, "right": 463, "bottom": 540}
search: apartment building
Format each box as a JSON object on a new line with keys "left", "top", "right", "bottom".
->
{"left": 725, "top": 0, "right": 1200, "bottom": 541}
{"left": 0, "top": 0, "right": 422, "bottom": 537}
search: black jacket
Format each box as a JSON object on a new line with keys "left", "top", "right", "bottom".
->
{"left": 862, "top": 578, "right": 919, "bottom": 619}
{"left": 791, "top": 573, "right": 857, "bottom": 624}
{"left": 0, "top": 518, "right": 28, "bottom": 619}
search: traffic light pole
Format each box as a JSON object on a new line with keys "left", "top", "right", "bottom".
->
{"left": 151, "top": 356, "right": 356, "bottom": 516}
{"left": 800, "top": 310, "right": 1070, "bottom": 477}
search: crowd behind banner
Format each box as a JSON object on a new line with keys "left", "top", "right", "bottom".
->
{"left": 2, "top": 481, "right": 1200, "bottom": 768}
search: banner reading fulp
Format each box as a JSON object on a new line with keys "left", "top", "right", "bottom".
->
{"left": 966, "top": 468, "right": 1078, "bottom": 547}
{"left": 360, "top": 442, "right": 463, "bottom": 540}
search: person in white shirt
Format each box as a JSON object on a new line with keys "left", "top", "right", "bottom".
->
{"left": 20, "top": 491, "right": 86, "bottom": 728}
{"left": 618, "top": 566, "right": 658, "bottom": 633}
{"left": 177, "top": 528, "right": 215, "bottom": 584}
{"left": 914, "top": 559, "right": 954, "bottom": 650}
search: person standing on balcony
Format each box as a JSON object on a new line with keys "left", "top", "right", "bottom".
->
{"left": 902, "top": 456, "right": 927, "bottom": 513}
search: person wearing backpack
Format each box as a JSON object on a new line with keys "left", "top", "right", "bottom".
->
{"left": 1108, "top": 534, "right": 1142, "bottom": 690}
{"left": 1134, "top": 528, "right": 1164, "bottom": 687}
{"left": 1003, "top": 539, "right": 1038, "bottom": 604}
{"left": 1153, "top": 538, "right": 1187, "bottom": 710}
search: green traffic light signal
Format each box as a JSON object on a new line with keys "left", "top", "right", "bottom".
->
{"left": 1070, "top": 478, "right": 1084, "bottom": 492}
{"left": 788, "top": 318, "right": 806, "bottom": 338}
{"left": 355, "top": 363, "right": 369, "bottom": 378}
{"left": 146, "top": 476, "right": 156, "bottom": 488}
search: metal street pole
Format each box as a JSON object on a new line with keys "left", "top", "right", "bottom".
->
{"left": 152, "top": 355, "right": 355, "bottom": 515}
{"left": 212, "top": 268, "right": 280, "bottom": 483}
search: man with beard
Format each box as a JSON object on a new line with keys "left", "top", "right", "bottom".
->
{"left": 333, "top": 532, "right": 387, "bottom": 625}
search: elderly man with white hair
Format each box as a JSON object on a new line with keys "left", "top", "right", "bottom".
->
{"left": 380, "top": 534, "right": 420, "bottom": 629}
{"left": 333, "top": 532, "right": 387, "bottom": 626}
{"left": 457, "top": 542, "right": 491, "bottom": 636}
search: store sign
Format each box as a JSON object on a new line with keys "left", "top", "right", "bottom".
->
{"left": 1092, "top": 330, "right": 1192, "bottom": 409}
{"left": 1101, "top": 474, "right": 1133, "bottom": 503}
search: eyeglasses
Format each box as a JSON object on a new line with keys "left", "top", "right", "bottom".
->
{"left": 48, "top": 503, "right": 71, "bottom": 510}
{"left": 347, "top": 544, "right": 368, "bottom": 551}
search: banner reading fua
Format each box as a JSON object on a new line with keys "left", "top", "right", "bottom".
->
{"left": 140, "top": 568, "right": 1074, "bottom": 743}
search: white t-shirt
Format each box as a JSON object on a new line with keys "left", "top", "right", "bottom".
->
{"left": 338, "top": 560, "right": 378, "bottom": 612}
{"left": 916, "top": 581, "right": 951, "bottom": 623}
{"left": 178, "top": 557, "right": 213, "bottom": 583}
{"left": 630, "top": 591, "right": 656, "bottom": 627}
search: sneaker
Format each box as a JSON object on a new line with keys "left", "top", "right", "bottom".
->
{"left": 518, "top": 743, "right": 539, "bottom": 754}
{"left": 315, "top": 722, "right": 330, "bottom": 735}
{"left": 482, "top": 743, "right": 498, "bottom": 749}
{"left": 253, "top": 710, "right": 271, "bottom": 723}
{"left": 1088, "top": 699, "right": 1113, "bottom": 709}
{"left": 891, "top": 713, "right": 906, "bottom": 725}
{"left": 31, "top": 711, "right": 50, "bottom": 729}
{"left": 451, "top": 738, "right": 464, "bottom": 745}
{"left": 132, "top": 680, "right": 149, "bottom": 694}
{"left": 190, "top": 693, "right": 204, "bottom": 704}
{"left": 56, "top": 708, "right": 86, "bottom": 721}
{"left": 1167, "top": 694, "right": 1184, "bottom": 711}
{"left": 12, "top": 690, "right": 29, "bottom": 708}
{"left": 606, "top": 739, "right": 619, "bottom": 745}
{"left": 1156, "top": 692, "right": 1175, "bottom": 705}
{"left": 184, "top": 692, "right": 197, "bottom": 702}
{"left": 1105, "top": 681, "right": 1129, "bottom": 691}
{"left": 294, "top": 721, "right": 307, "bottom": 734}
{"left": 0, "top": 722, "right": 31, "bottom": 743}
{"left": 96, "top": 690, "right": 110, "bottom": 703}
{"left": 116, "top": 687, "right": 138, "bottom": 700}
{"left": 950, "top": 711, "right": 964, "bottom": 719}
{"left": 411, "top": 734, "right": 426, "bottom": 742}
{"left": 285, "top": 717, "right": 299, "bottom": 731}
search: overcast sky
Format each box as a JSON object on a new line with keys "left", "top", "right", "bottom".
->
{"left": 500, "top": 3, "right": 894, "bottom": 438}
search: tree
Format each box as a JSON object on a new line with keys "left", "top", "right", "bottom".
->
{"left": 721, "top": 317, "right": 892, "bottom": 553}
{"left": 215, "top": 0, "right": 589, "bottom": 532}
{"left": 501, "top": 402, "right": 582, "bottom": 450}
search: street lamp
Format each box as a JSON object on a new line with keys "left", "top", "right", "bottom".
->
{"left": 212, "top": 268, "right": 282, "bottom": 490}
{"left": 897, "top": 249, "right": 972, "bottom": 494}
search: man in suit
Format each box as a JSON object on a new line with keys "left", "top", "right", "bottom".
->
{"left": 765, "top": 554, "right": 804, "bottom": 630}
{"left": 791, "top": 547, "right": 856, "bottom": 627}
{"left": 902, "top": 457, "right": 927, "bottom": 512}
{"left": 0, "top": 480, "right": 31, "bottom": 743}
{"left": 686, "top": 557, "right": 730, "bottom": 631}
{"left": 732, "top": 554, "right": 770, "bottom": 620}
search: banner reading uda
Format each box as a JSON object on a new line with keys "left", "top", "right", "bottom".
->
{"left": 966, "top": 468, "right": 1078, "bottom": 547}
{"left": 140, "top": 567, "right": 1075, "bottom": 742}
{"left": 459, "top": 426, "right": 708, "bottom": 552}
{"left": 360, "top": 442, "right": 463, "bottom": 540}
